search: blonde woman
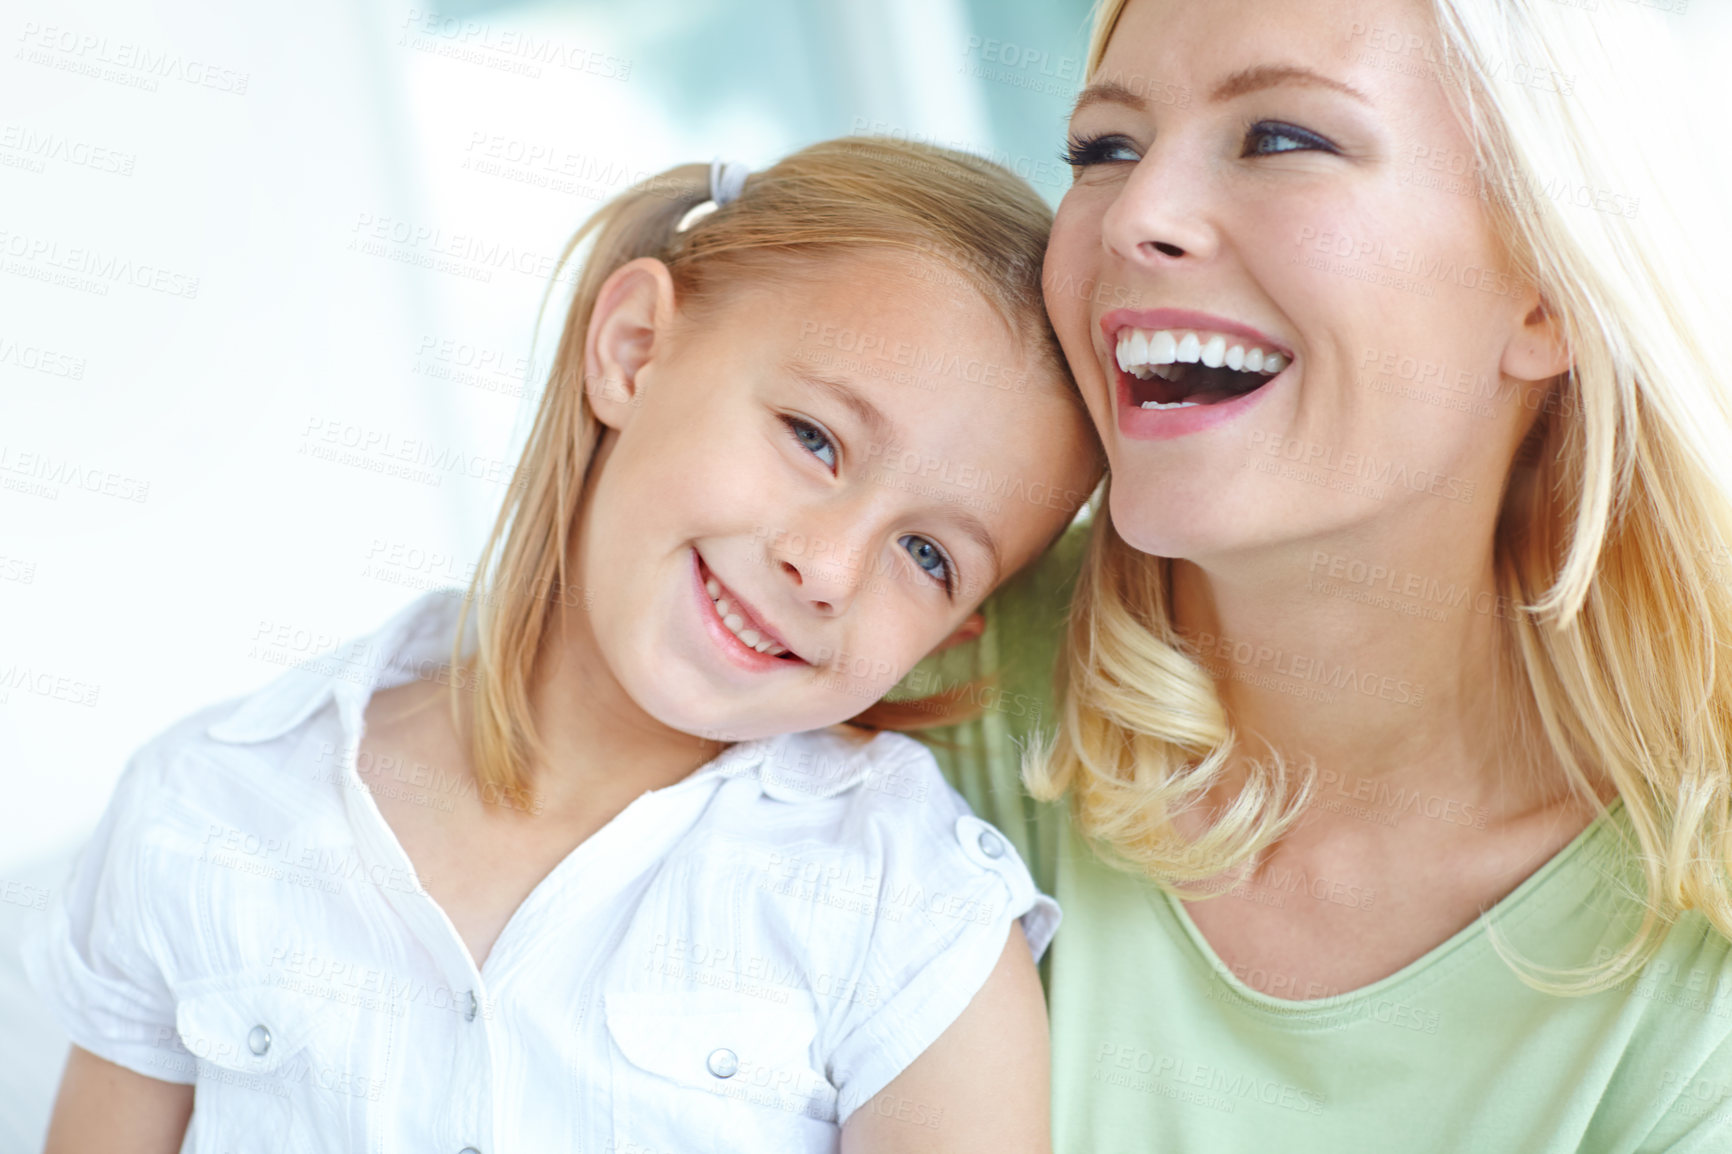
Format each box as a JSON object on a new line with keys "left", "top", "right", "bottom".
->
{"left": 922, "top": 0, "right": 1732, "bottom": 1149}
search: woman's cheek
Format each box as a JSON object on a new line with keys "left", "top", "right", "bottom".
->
{"left": 1046, "top": 195, "right": 1103, "bottom": 320}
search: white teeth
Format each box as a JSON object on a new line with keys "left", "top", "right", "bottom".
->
{"left": 1127, "top": 329, "right": 1150, "bottom": 364}
{"left": 1150, "top": 330, "right": 1178, "bottom": 365}
{"left": 1140, "top": 400, "right": 1200, "bottom": 410}
{"left": 1111, "top": 327, "right": 1287, "bottom": 379}
{"left": 707, "top": 577, "right": 790, "bottom": 657}
{"left": 1200, "top": 334, "right": 1227, "bottom": 368}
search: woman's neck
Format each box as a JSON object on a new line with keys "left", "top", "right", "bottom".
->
{"left": 1169, "top": 530, "right": 1563, "bottom": 822}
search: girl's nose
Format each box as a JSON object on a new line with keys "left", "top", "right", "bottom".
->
{"left": 771, "top": 544, "right": 865, "bottom": 618}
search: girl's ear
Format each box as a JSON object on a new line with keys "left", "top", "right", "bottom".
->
{"left": 932, "top": 612, "right": 986, "bottom": 653}
{"left": 584, "top": 257, "right": 678, "bottom": 430}
{"left": 1500, "top": 295, "right": 1572, "bottom": 383}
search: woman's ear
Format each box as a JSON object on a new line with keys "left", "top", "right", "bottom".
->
{"left": 584, "top": 257, "right": 678, "bottom": 430}
{"left": 1500, "top": 295, "right": 1572, "bottom": 383}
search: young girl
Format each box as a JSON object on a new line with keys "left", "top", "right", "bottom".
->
{"left": 24, "top": 139, "right": 1102, "bottom": 1153}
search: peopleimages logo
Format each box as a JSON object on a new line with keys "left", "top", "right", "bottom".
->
{"left": 1183, "top": 628, "right": 1426, "bottom": 709}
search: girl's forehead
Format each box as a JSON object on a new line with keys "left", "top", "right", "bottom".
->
{"left": 709, "top": 259, "right": 1024, "bottom": 362}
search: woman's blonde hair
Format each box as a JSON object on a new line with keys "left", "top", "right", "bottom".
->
{"left": 1032, "top": 0, "right": 1732, "bottom": 987}
{"left": 453, "top": 137, "right": 1076, "bottom": 801}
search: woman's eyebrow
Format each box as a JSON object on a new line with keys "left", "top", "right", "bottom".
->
{"left": 1072, "top": 65, "right": 1370, "bottom": 118}
{"left": 1073, "top": 79, "right": 1143, "bottom": 116}
{"left": 1211, "top": 64, "right": 1370, "bottom": 105}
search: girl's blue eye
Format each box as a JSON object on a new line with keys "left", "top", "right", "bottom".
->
{"left": 1244, "top": 120, "right": 1339, "bottom": 157}
{"left": 1062, "top": 133, "right": 1142, "bottom": 168}
{"left": 899, "top": 534, "right": 954, "bottom": 593}
{"left": 783, "top": 416, "right": 837, "bottom": 470}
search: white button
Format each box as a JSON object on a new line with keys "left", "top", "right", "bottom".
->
{"left": 706, "top": 1048, "right": 739, "bottom": 1078}
{"left": 247, "top": 1025, "right": 271, "bottom": 1056}
{"left": 465, "top": 990, "right": 478, "bottom": 1022}
{"left": 977, "top": 830, "right": 1006, "bottom": 859}
{"left": 459, "top": 1147, "right": 481, "bottom": 1154}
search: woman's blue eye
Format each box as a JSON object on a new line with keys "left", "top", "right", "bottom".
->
{"left": 783, "top": 416, "right": 837, "bottom": 470}
{"left": 899, "top": 534, "right": 953, "bottom": 593}
{"left": 1244, "top": 121, "right": 1339, "bottom": 157}
{"left": 1062, "top": 133, "right": 1142, "bottom": 168}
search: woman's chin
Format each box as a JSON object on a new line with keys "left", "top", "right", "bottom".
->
{"left": 1107, "top": 488, "right": 1250, "bottom": 562}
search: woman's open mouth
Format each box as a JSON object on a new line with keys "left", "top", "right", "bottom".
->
{"left": 1115, "top": 326, "right": 1289, "bottom": 409}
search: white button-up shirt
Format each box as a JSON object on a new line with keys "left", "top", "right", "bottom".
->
{"left": 24, "top": 592, "right": 1057, "bottom": 1153}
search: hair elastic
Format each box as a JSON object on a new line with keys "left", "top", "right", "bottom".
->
{"left": 676, "top": 158, "right": 751, "bottom": 232}
{"left": 709, "top": 158, "right": 750, "bottom": 207}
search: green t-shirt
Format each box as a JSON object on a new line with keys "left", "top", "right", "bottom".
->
{"left": 912, "top": 524, "right": 1732, "bottom": 1153}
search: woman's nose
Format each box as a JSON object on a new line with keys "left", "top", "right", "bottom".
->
{"left": 1099, "top": 143, "right": 1221, "bottom": 268}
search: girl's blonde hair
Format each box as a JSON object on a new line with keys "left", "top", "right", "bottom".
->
{"left": 1032, "top": 0, "right": 1732, "bottom": 987}
{"left": 455, "top": 137, "right": 1076, "bottom": 801}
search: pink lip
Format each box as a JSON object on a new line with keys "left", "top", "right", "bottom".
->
{"left": 1099, "top": 308, "right": 1294, "bottom": 442}
{"left": 1099, "top": 308, "right": 1293, "bottom": 355}
{"left": 1112, "top": 371, "right": 1281, "bottom": 440}
{"left": 690, "top": 550, "right": 804, "bottom": 673}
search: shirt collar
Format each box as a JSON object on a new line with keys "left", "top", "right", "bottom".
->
{"left": 754, "top": 728, "right": 881, "bottom": 802}
{"left": 206, "top": 591, "right": 879, "bottom": 803}
{"left": 205, "top": 591, "right": 468, "bottom": 745}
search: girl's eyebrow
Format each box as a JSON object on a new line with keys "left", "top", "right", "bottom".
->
{"left": 785, "top": 363, "right": 1005, "bottom": 584}
{"left": 786, "top": 365, "right": 896, "bottom": 447}
{"left": 943, "top": 509, "right": 1004, "bottom": 589}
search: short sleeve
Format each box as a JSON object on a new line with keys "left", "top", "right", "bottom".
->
{"left": 21, "top": 750, "right": 192, "bottom": 1084}
{"left": 824, "top": 784, "right": 1060, "bottom": 1123}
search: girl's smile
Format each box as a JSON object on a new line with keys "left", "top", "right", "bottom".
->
{"left": 573, "top": 251, "right": 1100, "bottom": 743}
{"left": 692, "top": 548, "right": 806, "bottom": 672}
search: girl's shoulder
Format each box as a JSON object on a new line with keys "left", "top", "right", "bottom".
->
{"left": 703, "top": 726, "right": 1035, "bottom": 901}
{"left": 82, "top": 593, "right": 462, "bottom": 880}
{"left": 609, "top": 726, "right": 1058, "bottom": 1124}
{"left": 625, "top": 721, "right": 1059, "bottom": 988}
